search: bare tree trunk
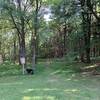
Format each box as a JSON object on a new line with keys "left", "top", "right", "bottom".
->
{"left": 80, "top": 0, "right": 91, "bottom": 63}
{"left": 31, "top": 36, "right": 36, "bottom": 70}
{"left": 63, "top": 23, "right": 67, "bottom": 55}
{"left": 31, "top": 0, "right": 40, "bottom": 70}
{"left": 13, "top": 38, "right": 17, "bottom": 63}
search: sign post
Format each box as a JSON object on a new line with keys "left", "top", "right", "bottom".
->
{"left": 0, "top": 54, "right": 3, "bottom": 64}
{"left": 20, "top": 57, "right": 25, "bottom": 75}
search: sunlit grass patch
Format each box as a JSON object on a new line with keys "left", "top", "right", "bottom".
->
{"left": 23, "top": 96, "right": 55, "bottom": 100}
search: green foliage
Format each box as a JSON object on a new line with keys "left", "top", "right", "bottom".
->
{"left": 65, "top": 51, "right": 78, "bottom": 63}
{"left": 0, "top": 0, "right": 100, "bottom": 64}
{"left": 0, "top": 61, "right": 21, "bottom": 76}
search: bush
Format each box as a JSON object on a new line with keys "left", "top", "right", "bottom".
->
{"left": 65, "top": 51, "right": 78, "bottom": 63}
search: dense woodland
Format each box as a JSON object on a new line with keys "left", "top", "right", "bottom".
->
{"left": 0, "top": 0, "right": 100, "bottom": 72}
{"left": 0, "top": 0, "right": 100, "bottom": 100}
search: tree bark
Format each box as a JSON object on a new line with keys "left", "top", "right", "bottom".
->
{"left": 80, "top": 0, "right": 91, "bottom": 63}
{"left": 13, "top": 38, "right": 17, "bottom": 63}
{"left": 31, "top": 35, "right": 36, "bottom": 70}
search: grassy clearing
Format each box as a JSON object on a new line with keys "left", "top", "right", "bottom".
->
{"left": 0, "top": 61, "right": 100, "bottom": 100}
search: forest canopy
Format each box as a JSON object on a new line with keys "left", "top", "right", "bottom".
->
{"left": 0, "top": 0, "right": 100, "bottom": 67}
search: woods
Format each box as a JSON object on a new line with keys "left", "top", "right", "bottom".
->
{"left": 0, "top": 0, "right": 100, "bottom": 73}
{"left": 0, "top": 0, "right": 100, "bottom": 100}
{"left": 0, "top": 0, "right": 100, "bottom": 65}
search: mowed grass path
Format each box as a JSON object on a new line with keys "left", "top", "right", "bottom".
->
{"left": 0, "top": 62, "right": 100, "bottom": 100}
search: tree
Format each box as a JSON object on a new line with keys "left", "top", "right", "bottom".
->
{"left": 0, "top": 0, "right": 36, "bottom": 73}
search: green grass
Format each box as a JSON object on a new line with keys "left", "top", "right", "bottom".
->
{"left": 0, "top": 61, "right": 100, "bottom": 100}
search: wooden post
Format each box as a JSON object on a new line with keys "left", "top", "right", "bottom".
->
{"left": 22, "top": 64, "right": 25, "bottom": 75}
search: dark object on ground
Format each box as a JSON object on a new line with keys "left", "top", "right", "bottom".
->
{"left": 26, "top": 68, "right": 34, "bottom": 75}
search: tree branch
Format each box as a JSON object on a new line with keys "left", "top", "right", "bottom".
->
{"left": 10, "top": 12, "right": 21, "bottom": 34}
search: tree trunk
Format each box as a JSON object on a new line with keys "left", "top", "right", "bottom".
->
{"left": 13, "top": 38, "right": 17, "bottom": 63}
{"left": 84, "top": 31, "right": 91, "bottom": 63}
{"left": 31, "top": 35, "right": 36, "bottom": 71}
{"left": 31, "top": 0, "right": 39, "bottom": 68}
{"left": 20, "top": 34, "right": 26, "bottom": 59}
{"left": 80, "top": 0, "right": 91, "bottom": 63}
{"left": 63, "top": 23, "right": 67, "bottom": 55}
{"left": 93, "top": 47, "right": 96, "bottom": 57}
